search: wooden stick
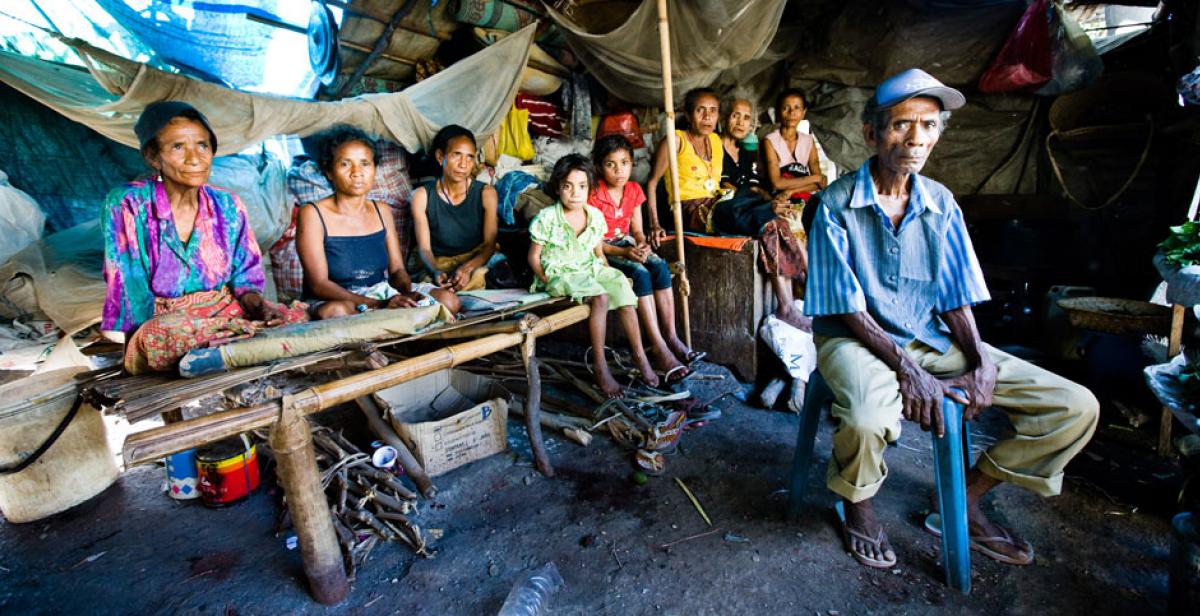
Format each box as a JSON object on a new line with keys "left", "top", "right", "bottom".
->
{"left": 300, "top": 351, "right": 389, "bottom": 375}
{"left": 351, "top": 391, "right": 436, "bottom": 498}
{"left": 521, "top": 334, "right": 554, "bottom": 476}
{"left": 674, "top": 478, "right": 712, "bottom": 526}
{"left": 270, "top": 397, "right": 349, "bottom": 605}
{"left": 656, "top": 0, "right": 691, "bottom": 348}
{"left": 1159, "top": 302, "right": 1186, "bottom": 455}
{"left": 121, "top": 305, "right": 591, "bottom": 466}
{"left": 509, "top": 403, "right": 593, "bottom": 446}
{"left": 549, "top": 363, "right": 652, "bottom": 431}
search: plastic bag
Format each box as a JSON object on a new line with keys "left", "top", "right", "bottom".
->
{"left": 596, "top": 112, "right": 645, "bottom": 149}
{"left": 979, "top": 0, "right": 1052, "bottom": 93}
{"left": 0, "top": 170, "right": 46, "bottom": 266}
{"left": 759, "top": 313, "right": 817, "bottom": 382}
{"left": 497, "top": 106, "right": 536, "bottom": 162}
{"left": 1035, "top": 2, "right": 1103, "bottom": 96}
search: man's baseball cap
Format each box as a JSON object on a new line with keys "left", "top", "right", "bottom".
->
{"left": 868, "top": 68, "right": 965, "bottom": 112}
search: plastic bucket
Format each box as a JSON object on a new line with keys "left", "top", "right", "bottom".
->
{"left": 0, "top": 368, "right": 119, "bottom": 523}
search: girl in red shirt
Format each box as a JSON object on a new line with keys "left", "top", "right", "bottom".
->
{"left": 590, "top": 135, "right": 704, "bottom": 384}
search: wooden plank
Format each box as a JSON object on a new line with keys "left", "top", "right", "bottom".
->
{"left": 654, "top": 239, "right": 773, "bottom": 381}
{"left": 1159, "top": 302, "right": 1186, "bottom": 455}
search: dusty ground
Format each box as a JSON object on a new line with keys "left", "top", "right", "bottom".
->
{"left": 0, "top": 361, "right": 1181, "bottom": 615}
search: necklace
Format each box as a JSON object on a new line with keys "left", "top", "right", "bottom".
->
{"left": 687, "top": 131, "right": 716, "bottom": 193}
{"left": 437, "top": 179, "right": 466, "bottom": 206}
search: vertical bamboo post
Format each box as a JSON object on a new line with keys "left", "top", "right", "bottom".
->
{"left": 521, "top": 333, "right": 554, "bottom": 476}
{"left": 656, "top": 0, "right": 692, "bottom": 348}
{"left": 270, "top": 396, "right": 349, "bottom": 605}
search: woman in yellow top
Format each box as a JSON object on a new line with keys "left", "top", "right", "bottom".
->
{"left": 645, "top": 88, "right": 809, "bottom": 328}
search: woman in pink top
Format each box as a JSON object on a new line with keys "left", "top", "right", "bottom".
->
{"left": 763, "top": 88, "right": 827, "bottom": 201}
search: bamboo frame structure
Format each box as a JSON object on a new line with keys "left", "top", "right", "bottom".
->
{"left": 122, "top": 305, "right": 591, "bottom": 466}
{"left": 118, "top": 304, "right": 589, "bottom": 604}
{"left": 656, "top": 0, "right": 692, "bottom": 348}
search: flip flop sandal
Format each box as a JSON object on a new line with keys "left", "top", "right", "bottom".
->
{"left": 684, "top": 350, "right": 707, "bottom": 366}
{"left": 659, "top": 365, "right": 690, "bottom": 386}
{"left": 834, "top": 501, "right": 898, "bottom": 569}
{"left": 634, "top": 449, "right": 666, "bottom": 476}
{"left": 923, "top": 512, "right": 1035, "bottom": 566}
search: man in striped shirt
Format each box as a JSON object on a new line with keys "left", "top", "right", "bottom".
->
{"left": 804, "top": 69, "right": 1098, "bottom": 570}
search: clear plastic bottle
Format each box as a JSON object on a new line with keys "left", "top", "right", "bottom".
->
{"left": 496, "top": 562, "right": 565, "bottom": 616}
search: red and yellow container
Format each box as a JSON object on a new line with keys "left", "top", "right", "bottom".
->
{"left": 196, "top": 436, "right": 259, "bottom": 507}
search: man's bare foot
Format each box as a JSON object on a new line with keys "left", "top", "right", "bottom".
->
{"left": 840, "top": 498, "right": 896, "bottom": 568}
{"left": 594, "top": 365, "right": 623, "bottom": 399}
{"left": 776, "top": 303, "right": 812, "bottom": 331}
{"left": 927, "top": 483, "right": 1034, "bottom": 565}
{"left": 965, "top": 505, "right": 1033, "bottom": 564}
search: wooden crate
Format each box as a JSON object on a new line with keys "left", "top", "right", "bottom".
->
{"left": 546, "top": 237, "right": 776, "bottom": 383}
{"left": 658, "top": 237, "right": 776, "bottom": 382}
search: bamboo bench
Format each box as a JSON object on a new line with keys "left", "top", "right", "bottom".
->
{"left": 78, "top": 298, "right": 588, "bottom": 604}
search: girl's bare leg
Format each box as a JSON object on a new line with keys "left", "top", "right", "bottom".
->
{"left": 637, "top": 295, "right": 685, "bottom": 373}
{"left": 617, "top": 304, "right": 659, "bottom": 388}
{"left": 654, "top": 288, "right": 694, "bottom": 361}
{"left": 588, "top": 295, "right": 622, "bottom": 398}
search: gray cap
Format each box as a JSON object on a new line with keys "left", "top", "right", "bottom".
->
{"left": 134, "top": 101, "right": 218, "bottom": 153}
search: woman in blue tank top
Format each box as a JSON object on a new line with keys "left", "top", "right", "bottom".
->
{"left": 296, "top": 127, "right": 460, "bottom": 320}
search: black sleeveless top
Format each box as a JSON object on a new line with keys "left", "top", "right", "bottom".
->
{"left": 302, "top": 201, "right": 388, "bottom": 298}
{"left": 423, "top": 179, "right": 485, "bottom": 257}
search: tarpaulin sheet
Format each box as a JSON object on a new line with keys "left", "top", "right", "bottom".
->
{"left": 0, "top": 23, "right": 535, "bottom": 153}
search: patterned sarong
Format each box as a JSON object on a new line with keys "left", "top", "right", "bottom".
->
{"left": 124, "top": 288, "right": 308, "bottom": 374}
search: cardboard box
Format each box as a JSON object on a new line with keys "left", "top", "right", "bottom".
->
{"left": 374, "top": 369, "right": 509, "bottom": 477}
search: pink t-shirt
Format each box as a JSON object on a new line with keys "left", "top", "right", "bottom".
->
{"left": 766, "top": 130, "right": 814, "bottom": 169}
{"left": 588, "top": 182, "right": 646, "bottom": 241}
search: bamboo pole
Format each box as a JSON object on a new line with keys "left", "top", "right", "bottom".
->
{"left": 1159, "top": 303, "right": 1186, "bottom": 455}
{"left": 656, "top": 0, "right": 692, "bottom": 348}
{"left": 122, "top": 305, "right": 592, "bottom": 466}
{"left": 271, "top": 396, "right": 349, "bottom": 605}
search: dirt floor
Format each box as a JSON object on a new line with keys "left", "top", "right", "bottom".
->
{"left": 0, "top": 360, "right": 1183, "bottom": 615}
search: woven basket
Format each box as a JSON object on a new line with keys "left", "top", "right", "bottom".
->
{"left": 1057, "top": 297, "right": 1171, "bottom": 336}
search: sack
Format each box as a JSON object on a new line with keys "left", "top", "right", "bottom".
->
{"left": 979, "top": 0, "right": 1052, "bottom": 93}
{"left": 759, "top": 313, "right": 817, "bottom": 381}
{"left": 596, "top": 112, "right": 645, "bottom": 149}
{"left": 1035, "top": 1, "right": 1103, "bottom": 96}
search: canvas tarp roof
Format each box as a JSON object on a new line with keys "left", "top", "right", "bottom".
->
{"left": 0, "top": 23, "right": 536, "bottom": 154}
{"left": 546, "top": 0, "right": 789, "bottom": 107}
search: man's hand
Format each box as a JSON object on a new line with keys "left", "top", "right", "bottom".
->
{"left": 896, "top": 363, "right": 961, "bottom": 438}
{"left": 647, "top": 224, "right": 666, "bottom": 249}
{"left": 942, "top": 355, "right": 997, "bottom": 421}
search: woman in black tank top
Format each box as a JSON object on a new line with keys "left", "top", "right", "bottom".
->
{"left": 296, "top": 127, "right": 460, "bottom": 319}
{"left": 411, "top": 125, "right": 501, "bottom": 292}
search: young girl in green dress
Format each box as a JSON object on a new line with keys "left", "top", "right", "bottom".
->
{"left": 528, "top": 154, "right": 660, "bottom": 398}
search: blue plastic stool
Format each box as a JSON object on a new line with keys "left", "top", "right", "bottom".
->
{"left": 786, "top": 371, "right": 973, "bottom": 593}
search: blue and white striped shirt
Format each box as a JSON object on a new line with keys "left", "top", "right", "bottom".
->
{"left": 804, "top": 159, "right": 990, "bottom": 352}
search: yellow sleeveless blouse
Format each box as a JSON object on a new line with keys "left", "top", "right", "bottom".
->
{"left": 667, "top": 130, "right": 723, "bottom": 201}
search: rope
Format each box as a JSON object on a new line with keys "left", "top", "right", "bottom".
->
{"left": 1045, "top": 116, "right": 1155, "bottom": 210}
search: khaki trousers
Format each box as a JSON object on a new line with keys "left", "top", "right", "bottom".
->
{"left": 816, "top": 336, "right": 1099, "bottom": 503}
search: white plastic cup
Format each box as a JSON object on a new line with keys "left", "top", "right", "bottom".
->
{"left": 371, "top": 446, "right": 398, "bottom": 470}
